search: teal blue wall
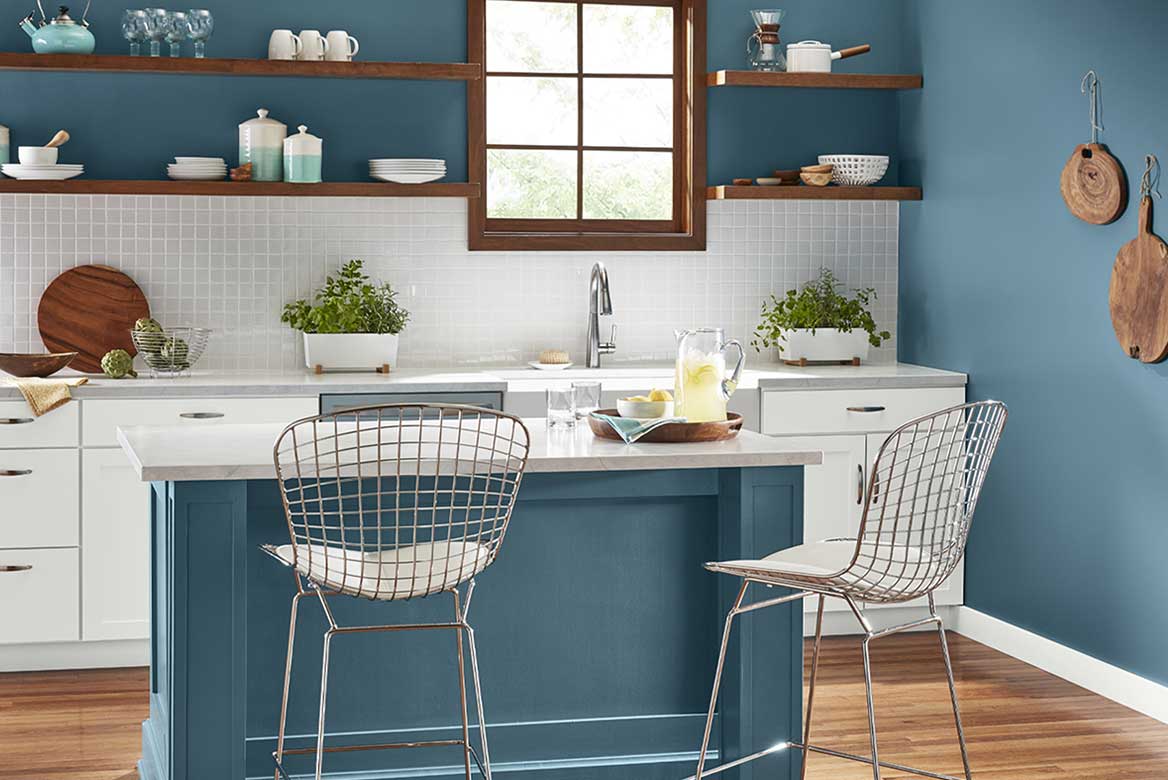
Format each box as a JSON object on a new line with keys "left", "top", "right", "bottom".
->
{"left": 0, "top": 0, "right": 906, "bottom": 185}
{"left": 898, "top": 0, "right": 1168, "bottom": 686}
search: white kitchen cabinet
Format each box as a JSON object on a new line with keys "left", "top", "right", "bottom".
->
{"left": 0, "top": 548, "right": 79, "bottom": 644}
{"left": 0, "top": 449, "right": 79, "bottom": 549}
{"left": 82, "top": 396, "right": 319, "bottom": 447}
{"left": 0, "top": 400, "right": 78, "bottom": 448}
{"left": 81, "top": 449, "right": 152, "bottom": 641}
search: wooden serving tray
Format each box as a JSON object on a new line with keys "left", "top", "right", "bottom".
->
{"left": 588, "top": 410, "right": 744, "bottom": 443}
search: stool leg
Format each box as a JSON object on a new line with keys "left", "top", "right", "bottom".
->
{"left": 314, "top": 630, "right": 335, "bottom": 780}
{"left": 695, "top": 580, "right": 749, "bottom": 780}
{"left": 466, "top": 624, "right": 492, "bottom": 780}
{"left": 453, "top": 591, "right": 473, "bottom": 780}
{"left": 937, "top": 622, "right": 973, "bottom": 780}
{"left": 861, "top": 635, "right": 881, "bottom": 780}
{"left": 273, "top": 592, "right": 304, "bottom": 780}
{"left": 800, "top": 595, "right": 825, "bottom": 780}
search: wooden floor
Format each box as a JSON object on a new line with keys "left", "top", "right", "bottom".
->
{"left": 0, "top": 633, "right": 1165, "bottom": 779}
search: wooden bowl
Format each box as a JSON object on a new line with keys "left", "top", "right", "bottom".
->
{"left": 772, "top": 169, "right": 801, "bottom": 184}
{"left": 0, "top": 352, "right": 78, "bottom": 378}
{"left": 801, "top": 172, "right": 834, "bottom": 187}
{"left": 589, "top": 410, "right": 743, "bottom": 443}
{"left": 801, "top": 163, "right": 834, "bottom": 174}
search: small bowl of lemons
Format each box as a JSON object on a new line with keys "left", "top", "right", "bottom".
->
{"left": 617, "top": 389, "right": 675, "bottom": 420}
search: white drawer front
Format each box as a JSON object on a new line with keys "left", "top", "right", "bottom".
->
{"left": 0, "top": 449, "right": 79, "bottom": 549}
{"left": 83, "top": 397, "right": 319, "bottom": 447}
{"left": 0, "top": 548, "right": 79, "bottom": 644}
{"left": 762, "top": 388, "right": 965, "bottom": 436}
{"left": 0, "top": 400, "right": 79, "bottom": 448}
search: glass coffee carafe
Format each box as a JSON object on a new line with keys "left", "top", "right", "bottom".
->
{"left": 674, "top": 328, "right": 745, "bottom": 423}
{"left": 747, "top": 9, "right": 786, "bottom": 71}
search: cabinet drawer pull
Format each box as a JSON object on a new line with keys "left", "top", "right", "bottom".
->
{"left": 0, "top": 469, "right": 32, "bottom": 477}
{"left": 847, "top": 406, "right": 886, "bottom": 413}
{"left": 0, "top": 565, "right": 32, "bottom": 573}
{"left": 857, "top": 464, "right": 864, "bottom": 505}
{"left": 0, "top": 418, "right": 35, "bottom": 425}
{"left": 180, "top": 412, "right": 225, "bottom": 420}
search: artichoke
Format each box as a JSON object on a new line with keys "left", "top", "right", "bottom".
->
{"left": 133, "top": 317, "right": 164, "bottom": 333}
{"left": 101, "top": 349, "right": 138, "bottom": 379}
{"left": 161, "top": 337, "right": 189, "bottom": 365}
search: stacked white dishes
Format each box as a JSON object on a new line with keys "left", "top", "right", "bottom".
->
{"left": 1, "top": 162, "right": 83, "bottom": 180}
{"left": 168, "top": 157, "right": 227, "bottom": 181}
{"left": 369, "top": 158, "right": 446, "bottom": 184}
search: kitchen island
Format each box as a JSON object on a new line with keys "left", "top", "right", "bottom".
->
{"left": 118, "top": 420, "right": 821, "bottom": 780}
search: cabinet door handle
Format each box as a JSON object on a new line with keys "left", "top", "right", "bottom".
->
{"left": 857, "top": 464, "right": 864, "bottom": 505}
{"left": 0, "top": 469, "right": 32, "bottom": 477}
{"left": 847, "top": 406, "right": 886, "bottom": 413}
{"left": 0, "top": 418, "right": 35, "bottom": 425}
{"left": 180, "top": 412, "right": 225, "bottom": 420}
{"left": 0, "top": 565, "right": 32, "bottom": 573}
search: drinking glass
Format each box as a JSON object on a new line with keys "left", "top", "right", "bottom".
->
{"left": 122, "top": 9, "right": 148, "bottom": 56}
{"left": 165, "top": 11, "right": 188, "bottom": 57}
{"left": 142, "top": 7, "right": 169, "bottom": 57}
{"left": 186, "top": 9, "right": 214, "bottom": 58}
{"left": 572, "top": 381, "right": 601, "bottom": 420}
{"left": 546, "top": 387, "right": 576, "bottom": 429}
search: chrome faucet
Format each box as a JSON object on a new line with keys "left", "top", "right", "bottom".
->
{"left": 586, "top": 262, "right": 616, "bottom": 368}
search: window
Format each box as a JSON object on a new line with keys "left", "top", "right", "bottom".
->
{"left": 468, "top": 0, "right": 706, "bottom": 250}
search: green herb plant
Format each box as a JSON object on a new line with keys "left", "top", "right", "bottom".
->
{"left": 752, "top": 268, "right": 891, "bottom": 353}
{"left": 281, "top": 260, "right": 410, "bottom": 335}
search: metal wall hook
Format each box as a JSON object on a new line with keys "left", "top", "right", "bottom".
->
{"left": 1140, "top": 154, "right": 1161, "bottom": 200}
{"left": 1081, "top": 70, "right": 1104, "bottom": 145}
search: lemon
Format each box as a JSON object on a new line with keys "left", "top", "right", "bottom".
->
{"left": 648, "top": 389, "right": 673, "bottom": 402}
{"left": 625, "top": 395, "right": 650, "bottom": 403}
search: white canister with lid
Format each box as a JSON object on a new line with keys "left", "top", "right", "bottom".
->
{"left": 283, "top": 125, "right": 323, "bottom": 184}
{"left": 0, "top": 125, "right": 8, "bottom": 165}
{"left": 786, "top": 40, "right": 871, "bottom": 73}
{"left": 239, "top": 108, "right": 287, "bottom": 182}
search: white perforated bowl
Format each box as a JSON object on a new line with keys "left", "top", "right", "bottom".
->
{"left": 818, "top": 155, "right": 889, "bottom": 186}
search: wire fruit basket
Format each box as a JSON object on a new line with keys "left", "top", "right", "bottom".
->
{"left": 817, "top": 155, "right": 890, "bottom": 186}
{"left": 130, "top": 327, "right": 211, "bottom": 377}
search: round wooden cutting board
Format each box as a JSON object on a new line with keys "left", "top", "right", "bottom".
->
{"left": 37, "top": 265, "right": 150, "bottom": 373}
{"left": 1110, "top": 198, "right": 1168, "bottom": 363}
{"left": 1061, "top": 143, "right": 1127, "bottom": 224}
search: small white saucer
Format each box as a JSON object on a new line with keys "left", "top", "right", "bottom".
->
{"left": 529, "top": 361, "right": 574, "bottom": 371}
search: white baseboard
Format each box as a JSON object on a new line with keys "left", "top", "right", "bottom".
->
{"left": 952, "top": 606, "right": 1168, "bottom": 725}
{"left": 0, "top": 638, "right": 148, "bottom": 672}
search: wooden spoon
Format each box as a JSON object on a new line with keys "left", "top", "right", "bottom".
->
{"left": 1109, "top": 196, "right": 1168, "bottom": 362}
{"left": 45, "top": 130, "right": 70, "bottom": 149}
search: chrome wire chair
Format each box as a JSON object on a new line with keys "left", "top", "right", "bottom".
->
{"left": 688, "top": 400, "right": 1008, "bottom": 780}
{"left": 262, "top": 404, "right": 530, "bottom": 780}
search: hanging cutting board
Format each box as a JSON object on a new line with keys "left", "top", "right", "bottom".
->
{"left": 37, "top": 265, "right": 150, "bottom": 373}
{"left": 1061, "top": 143, "right": 1127, "bottom": 224}
{"left": 1109, "top": 197, "right": 1168, "bottom": 362}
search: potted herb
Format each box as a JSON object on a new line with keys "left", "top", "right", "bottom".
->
{"left": 752, "top": 269, "right": 891, "bottom": 363}
{"left": 282, "top": 260, "right": 410, "bottom": 372}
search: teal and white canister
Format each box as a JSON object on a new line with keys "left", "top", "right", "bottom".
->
{"left": 0, "top": 125, "right": 8, "bottom": 165}
{"left": 238, "top": 109, "right": 287, "bottom": 182}
{"left": 283, "top": 125, "right": 323, "bottom": 184}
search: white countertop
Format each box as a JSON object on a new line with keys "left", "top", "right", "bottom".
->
{"left": 117, "top": 420, "right": 823, "bottom": 482}
{"left": 1, "top": 362, "right": 965, "bottom": 400}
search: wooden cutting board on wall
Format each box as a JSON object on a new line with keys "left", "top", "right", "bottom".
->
{"left": 1109, "top": 198, "right": 1168, "bottom": 363}
{"left": 37, "top": 265, "right": 150, "bottom": 373}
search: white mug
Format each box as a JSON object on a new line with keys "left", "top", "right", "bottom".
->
{"left": 268, "top": 29, "right": 302, "bottom": 61}
{"left": 297, "top": 30, "right": 330, "bottom": 61}
{"left": 325, "top": 30, "right": 360, "bottom": 62}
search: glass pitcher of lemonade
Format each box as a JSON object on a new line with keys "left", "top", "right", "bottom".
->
{"left": 674, "top": 328, "right": 746, "bottom": 423}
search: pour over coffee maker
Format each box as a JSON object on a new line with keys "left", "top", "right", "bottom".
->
{"left": 747, "top": 9, "right": 786, "bottom": 71}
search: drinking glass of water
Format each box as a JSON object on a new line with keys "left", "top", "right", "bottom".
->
{"left": 546, "top": 387, "right": 576, "bottom": 429}
{"left": 572, "top": 381, "right": 601, "bottom": 420}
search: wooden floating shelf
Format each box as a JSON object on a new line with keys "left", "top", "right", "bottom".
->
{"left": 708, "top": 185, "right": 922, "bottom": 201}
{"left": 0, "top": 180, "right": 481, "bottom": 198}
{"left": 0, "top": 52, "right": 480, "bottom": 81}
{"left": 707, "top": 71, "right": 922, "bottom": 89}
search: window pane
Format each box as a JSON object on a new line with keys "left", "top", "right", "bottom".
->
{"left": 583, "top": 4, "right": 673, "bottom": 74}
{"left": 584, "top": 78, "right": 672, "bottom": 148}
{"left": 486, "top": 0, "right": 577, "bottom": 73}
{"left": 583, "top": 151, "right": 672, "bottom": 220}
{"left": 488, "top": 149, "right": 578, "bottom": 219}
{"left": 487, "top": 77, "right": 578, "bottom": 145}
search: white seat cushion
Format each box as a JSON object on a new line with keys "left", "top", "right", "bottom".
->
{"left": 716, "top": 539, "right": 857, "bottom": 579}
{"left": 275, "top": 540, "right": 491, "bottom": 600}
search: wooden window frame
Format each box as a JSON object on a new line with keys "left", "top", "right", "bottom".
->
{"left": 467, "top": 0, "right": 706, "bottom": 251}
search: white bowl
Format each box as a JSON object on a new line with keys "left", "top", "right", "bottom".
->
{"left": 817, "top": 155, "right": 890, "bottom": 186}
{"left": 19, "top": 147, "right": 58, "bottom": 166}
{"left": 617, "top": 398, "right": 675, "bottom": 420}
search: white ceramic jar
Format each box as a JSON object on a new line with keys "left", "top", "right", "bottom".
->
{"left": 238, "top": 108, "right": 287, "bottom": 182}
{"left": 786, "top": 41, "right": 835, "bottom": 73}
{"left": 283, "top": 125, "right": 323, "bottom": 184}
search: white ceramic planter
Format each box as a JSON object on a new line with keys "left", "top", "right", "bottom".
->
{"left": 779, "top": 328, "right": 871, "bottom": 363}
{"left": 303, "top": 333, "right": 400, "bottom": 371}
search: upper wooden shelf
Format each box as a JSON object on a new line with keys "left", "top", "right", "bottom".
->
{"left": 0, "top": 52, "right": 481, "bottom": 81}
{"left": 0, "top": 180, "right": 480, "bottom": 198}
{"left": 707, "top": 71, "right": 922, "bottom": 89}
{"left": 708, "top": 185, "right": 921, "bottom": 201}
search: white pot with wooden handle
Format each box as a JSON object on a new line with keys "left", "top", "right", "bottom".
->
{"left": 786, "top": 41, "right": 871, "bottom": 73}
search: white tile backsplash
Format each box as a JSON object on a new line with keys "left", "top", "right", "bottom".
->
{"left": 0, "top": 195, "right": 898, "bottom": 370}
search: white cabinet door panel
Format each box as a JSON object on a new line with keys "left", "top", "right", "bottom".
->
{"left": 83, "top": 397, "right": 319, "bottom": 447}
{"left": 0, "top": 548, "right": 79, "bottom": 644}
{"left": 762, "top": 388, "right": 965, "bottom": 436}
{"left": 0, "top": 449, "right": 79, "bottom": 549}
{"left": 0, "top": 400, "right": 79, "bottom": 448}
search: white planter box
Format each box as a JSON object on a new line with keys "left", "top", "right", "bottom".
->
{"left": 303, "top": 333, "right": 400, "bottom": 371}
{"left": 779, "top": 329, "right": 870, "bottom": 363}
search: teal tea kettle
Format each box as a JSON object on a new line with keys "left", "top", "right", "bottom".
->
{"left": 19, "top": 2, "right": 95, "bottom": 54}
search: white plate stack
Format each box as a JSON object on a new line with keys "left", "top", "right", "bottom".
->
{"left": 1, "top": 163, "right": 84, "bottom": 180}
{"left": 168, "top": 157, "right": 227, "bottom": 181}
{"left": 369, "top": 158, "right": 446, "bottom": 184}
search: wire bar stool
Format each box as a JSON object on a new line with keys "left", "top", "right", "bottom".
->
{"left": 686, "top": 400, "right": 1008, "bottom": 780}
{"left": 262, "top": 404, "right": 531, "bottom": 780}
